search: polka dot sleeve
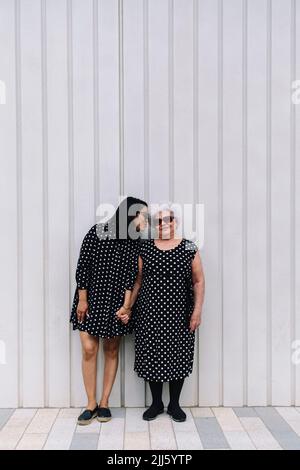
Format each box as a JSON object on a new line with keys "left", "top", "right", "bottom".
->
{"left": 75, "top": 225, "right": 97, "bottom": 290}
{"left": 185, "top": 239, "right": 199, "bottom": 262}
{"left": 124, "top": 241, "right": 141, "bottom": 290}
{"left": 185, "top": 240, "right": 199, "bottom": 307}
{"left": 125, "top": 260, "right": 138, "bottom": 291}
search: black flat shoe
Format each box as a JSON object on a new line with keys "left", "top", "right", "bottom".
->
{"left": 167, "top": 404, "right": 186, "bottom": 422}
{"left": 97, "top": 407, "right": 112, "bottom": 422}
{"left": 143, "top": 403, "right": 164, "bottom": 421}
{"left": 77, "top": 405, "right": 98, "bottom": 425}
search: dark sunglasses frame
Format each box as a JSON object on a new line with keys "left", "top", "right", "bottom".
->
{"left": 153, "top": 215, "right": 175, "bottom": 226}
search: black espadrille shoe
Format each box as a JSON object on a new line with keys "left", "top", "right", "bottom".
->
{"left": 97, "top": 407, "right": 112, "bottom": 422}
{"left": 167, "top": 404, "right": 186, "bottom": 422}
{"left": 77, "top": 405, "right": 98, "bottom": 425}
{"left": 142, "top": 403, "right": 164, "bottom": 421}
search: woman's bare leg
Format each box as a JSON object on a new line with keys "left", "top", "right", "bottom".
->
{"left": 99, "top": 336, "right": 122, "bottom": 408}
{"left": 80, "top": 331, "right": 99, "bottom": 410}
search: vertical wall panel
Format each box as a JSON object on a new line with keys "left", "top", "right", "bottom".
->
{"left": 46, "top": 0, "right": 70, "bottom": 407}
{"left": 247, "top": 0, "right": 268, "bottom": 405}
{"left": 98, "top": 0, "right": 120, "bottom": 207}
{"left": 20, "top": 0, "right": 44, "bottom": 407}
{"left": 70, "top": 0, "right": 96, "bottom": 407}
{"left": 271, "top": 0, "right": 292, "bottom": 405}
{"left": 222, "top": 0, "right": 244, "bottom": 406}
{"left": 0, "top": 0, "right": 18, "bottom": 407}
{"left": 123, "top": 0, "right": 145, "bottom": 200}
{"left": 148, "top": 0, "right": 170, "bottom": 204}
{"left": 198, "top": 0, "right": 222, "bottom": 406}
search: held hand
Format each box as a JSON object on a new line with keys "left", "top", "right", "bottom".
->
{"left": 189, "top": 312, "right": 202, "bottom": 332}
{"left": 77, "top": 299, "right": 89, "bottom": 324}
{"left": 116, "top": 306, "right": 132, "bottom": 324}
{"left": 120, "top": 314, "right": 130, "bottom": 325}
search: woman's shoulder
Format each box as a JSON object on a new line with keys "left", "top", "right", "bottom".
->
{"left": 81, "top": 223, "right": 97, "bottom": 241}
{"left": 94, "top": 222, "right": 112, "bottom": 241}
{"left": 183, "top": 238, "right": 199, "bottom": 258}
{"left": 81, "top": 223, "right": 108, "bottom": 246}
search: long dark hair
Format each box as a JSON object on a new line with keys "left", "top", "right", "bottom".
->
{"left": 105, "top": 196, "right": 148, "bottom": 240}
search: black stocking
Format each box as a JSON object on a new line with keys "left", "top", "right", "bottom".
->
{"left": 142, "top": 380, "right": 164, "bottom": 420}
{"left": 149, "top": 381, "right": 163, "bottom": 407}
{"left": 168, "top": 378, "right": 184, "bottom": 410}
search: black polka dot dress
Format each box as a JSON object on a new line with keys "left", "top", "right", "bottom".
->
{"left": 133, "top": 238, "right": 198, "bottom": 382}
{"left": 70, "top": 222, "right": 140, "bottom": 338}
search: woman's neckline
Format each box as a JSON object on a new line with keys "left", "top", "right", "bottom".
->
{"left": 153, "top": 238, "right": 184, "bottom": 252}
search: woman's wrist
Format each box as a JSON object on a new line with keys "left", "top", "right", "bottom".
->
{"left": 192, "top": 309, "right": 201, "bottom": 318}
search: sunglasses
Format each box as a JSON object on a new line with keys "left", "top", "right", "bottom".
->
{"left": 153, "top": 215, "right": 175, "bottom": 226}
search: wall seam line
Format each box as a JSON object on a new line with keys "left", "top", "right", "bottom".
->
{"left": 15, "top": 0, "right": 23, "bottom": 408}
{"left": 290, "top": 0, "right": 296, "bottom": 407}
{"left": 67, "top": 0, "right": 74, "bottom": 408}
{"left": 143, "top": 0, "right": 149, "bottom": 204}
{"left": 168, "top": 0, "right": 174, "bottom": 203}
{"left": 193, "top": 0, "right": 199, "bottom": 406}
{"left": 266, "top": 0, "right": 272, "bottom": 407}
{"left": 41, "top": 0, "right": 49, "bottom": 408}
{"left": 242, "top": 0, "right": 248, "bottom": 407}
{"left": 93, "top": 0, "right": 100, "bottom": 217}
{"left": 218, "top": 0, "right": 224, "bottom": 407}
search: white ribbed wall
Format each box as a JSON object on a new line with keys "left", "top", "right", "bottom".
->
{"left": 0, "top": 0, "right": 299, "bottom": 407}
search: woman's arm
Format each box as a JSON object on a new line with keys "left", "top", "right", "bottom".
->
{"left": 76, "top": 227, "right": 96, "bottom": 323}
{"left": 117, "top": 256, "right": 143, "bottom": 324}
{"left": 189, "top": 251, "right": 205, "bottom": 332}
{"left": 77, "top": 289, "right": 89, "bottom": 323}
{"left": 76, "top": 227, "right": 96, "bottom": 290}
{"left": 129, "top": 256, "right": 143, "bottom": 308}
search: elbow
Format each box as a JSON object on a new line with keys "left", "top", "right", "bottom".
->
{"left": 194, "top": 275, "right": 205, "bottom": 293}
{"left": 200, "top": 275, "right": 205, "bottom": 294}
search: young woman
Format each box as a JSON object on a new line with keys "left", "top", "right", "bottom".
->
{"left": 70, "top": 196, "right": 148, "bottom": 425}
{"left": 128, "top": 204, "right": 205, "bottom": 422}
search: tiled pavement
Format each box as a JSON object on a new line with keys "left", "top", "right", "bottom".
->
{"left": 1, "top": 407, "right": 300, "bottom": 450}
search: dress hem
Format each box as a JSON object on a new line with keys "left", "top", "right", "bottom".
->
{"left": 70, "top": 320, "right": 134, "bottom": 339}
{"left": 134, "top": 368, "right": 193, "bottom": 383}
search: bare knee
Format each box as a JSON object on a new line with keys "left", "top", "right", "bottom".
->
{"left": 81, "top": 336, "right": 99, "bottom": 361}
{"left": 83, "top": 344, "right": 98, "bottom": 361}
{"left": 103, "top": 338, "right": 120, "bottom": 359}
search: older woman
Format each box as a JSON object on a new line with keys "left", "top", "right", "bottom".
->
{"left": 128, "top": 203, "right": 205, "bottom": 422}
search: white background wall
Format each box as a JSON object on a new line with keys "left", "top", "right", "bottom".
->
{"left": 0, "top": 0, "right": 299, "bottom": 408}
